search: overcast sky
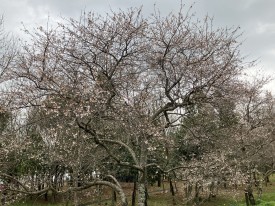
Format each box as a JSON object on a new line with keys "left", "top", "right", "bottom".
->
{"left": 1, "top": 0, "right": 275, "bottom": 91}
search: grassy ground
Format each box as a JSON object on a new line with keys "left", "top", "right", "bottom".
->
{"left": 9, "top": 177, "right": 275, "bottom": 206}
{"left": 202, "top": 180, "right": 275, "bottom": 206}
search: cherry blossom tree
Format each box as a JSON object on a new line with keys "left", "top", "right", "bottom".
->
{"left": 0, "top": 15, "right": 16, "bottom": 170}
{"left": 2, "top": 6, "right": 270, "bottom": 206}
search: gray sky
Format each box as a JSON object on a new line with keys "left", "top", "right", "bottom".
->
{"left": 1, "top": 0, "right": 275, "bottom": 91}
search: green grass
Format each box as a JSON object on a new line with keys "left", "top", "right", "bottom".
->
{"left": 254, "top": 190, "right": 275, "bottom": 206}
{"left": 201, "top": 197, "right": 242, "bottom": 206}
{"left": 255, "top": 200, "right": 275, "bottom": 206}
{"left": 202, "top": 187, "right": 275, "bottom": 206}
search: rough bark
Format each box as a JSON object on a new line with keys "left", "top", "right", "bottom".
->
{"left": 138, "top": 182, "right": 146, "bottom": 206}
{"left": 137, "top": 139, "right": 148, "bottom": 206}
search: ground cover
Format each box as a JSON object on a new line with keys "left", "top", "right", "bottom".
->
{"left": 9, "top": 176, "right": 275, "bottom": 206}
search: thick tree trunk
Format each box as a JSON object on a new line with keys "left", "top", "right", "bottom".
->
{"left": 138, "top": 181, "right": 146, "bottom": 206}
{"left": 137, "top": 139, "right": 148, "bottom": 206}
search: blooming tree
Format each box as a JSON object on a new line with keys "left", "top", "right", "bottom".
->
{"left": 1, "top": 6, "right": 272, "bottom": 206}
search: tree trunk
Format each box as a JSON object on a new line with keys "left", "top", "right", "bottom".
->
{"left": 245, "top": 191, "right": 250, "bottom": 206}
{"left": 132, "top": 181, "right": 137, "bottom": 206}
{"left": 44, "top": 192, "right": 48, "bottom": 202}
{"left": 96, "top": 185, "right": 102, "bottom": 206}
{"left": 194, "top": 181, "right": 202, "bottom": 204}
{"left": 115, "top": 183, "right": 128, "bottom": 206}
{"left": 65, "top": 190, "right": 72, "bottom": 206}
{"left": 185, "top": 182, "right": 192, "bottom": 199}
{"left": 72, "top": 170, "right": 79, "bottom": 206}
{"left": 162, "top": 175, "right": 166, "bottom": 193}
{"left": 265, "top": 175, "right": 270, "bottom": 187}
{"left": 157, "top": 173, "right": 161, "bottom": 187}
{"left": 137, "top": 139, "right": 148, "bottom": 206}
{"left": 245, "top": 185, "right": 256, "bottom": 206}
{"left": 0, "top": 191, "right": 6, "bottom": 206}
{"left": 169, "top": 178, "right": 176, "bottom": 205}
{"left": 174, "top": 179, "right": 178, "bottom": 193}
{"left": 169, "top": 178, "right": 175, "bottom": 196}
{"left": 138, "top": 180, "right": 146, "bottom": 206}
{"left": 111, "top": 189, "right": 117, "bottom": 206}
{"left": 209, "top": 180, "right": 217, "bottom": 199}
{"left": 0, "top": 191, "right": 2, "bottom": 206}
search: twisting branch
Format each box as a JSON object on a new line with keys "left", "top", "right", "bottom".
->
{"left": 2, "top": 174, "right": 128, "bottom": 206}
{"left": 99, "top": 139, "right": 139, "bottom": 166}
{"left": 76, "top": 118, "right": 142, "bottom": 171}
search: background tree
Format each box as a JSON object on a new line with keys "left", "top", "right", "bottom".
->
{"left": 0, "top": 16, "right": 18, "bottom": 205}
